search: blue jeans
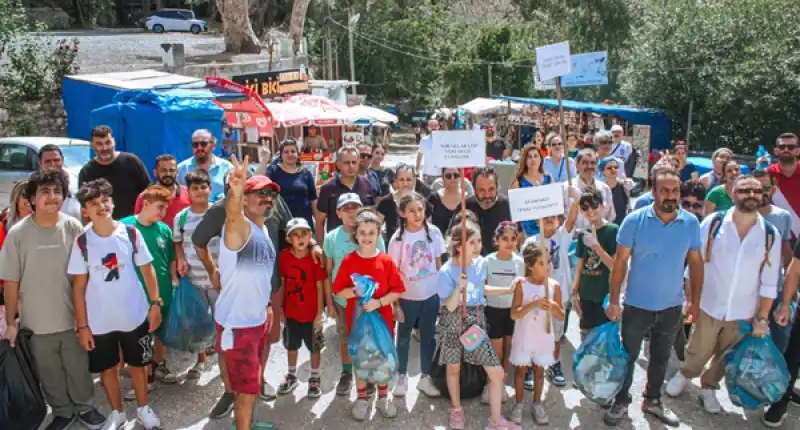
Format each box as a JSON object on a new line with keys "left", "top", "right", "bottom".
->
{"left": 396, "top": 295, "right": 439, "bottom": 375}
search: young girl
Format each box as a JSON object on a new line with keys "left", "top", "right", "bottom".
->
{"left": 333, "top": 209, "right": 406, "bottom": 421}
{"left": 435, "top": 222, "right": 520, "bottom": 430}
{"left": 388, "top": 192, "right": 446, "bottom": 398}
{"left": 510, "top": 243, "right": 565, "bottom": 426}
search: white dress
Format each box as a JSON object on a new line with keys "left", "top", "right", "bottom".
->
{"left": 509, "top": 279, "right": 557, "bottom": 368}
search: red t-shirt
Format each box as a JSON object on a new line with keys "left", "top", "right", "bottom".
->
{"left": 767, "top": 163, "right": 800, "bottom": 219}
{"left": 332, "top": 252, "right": 406, "bottom": 336}
{"left": 279, "top": 249, "right": 327, "bottom": 323}
{"left": 134, "top": 185, "right": 191, "bottom": 228}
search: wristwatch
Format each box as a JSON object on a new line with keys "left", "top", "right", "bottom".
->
{"left": 755, "top": 316, "right": 769, "bottom": 327}
{"left": 149, "top": 298, "right": 163, "bottom": 308}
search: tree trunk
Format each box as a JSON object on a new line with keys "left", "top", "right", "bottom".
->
{"left": 288, "top": 0, "right": 309, "bottom": 55}
{"left": 219, "top": 0, "right": 261, "bottom": 54}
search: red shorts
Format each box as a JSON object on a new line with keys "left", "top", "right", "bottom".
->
{"left": 216, "top": 323, "right": 267, "bottom": 395}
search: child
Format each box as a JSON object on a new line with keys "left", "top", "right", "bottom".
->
{"left": 388, "top": 191, "right": 445, "bottom": 398}
{"left": 481, "top": 222, "right": 524, "bottom": 404}
{"left": 572, "top": 187, "right": 619, "bottom": 339}
{"left": 510, "top": 243, "right": 565, "bottom": 425}
{"left": 278, "top": 217, "right": 330, "bottom": 398}
{"left": 333, "top": 209, "right": 405, "bottom": 421}
{"left": 173, "top": 170, "right": 217, "bottom": 378}
{"left": 323, "top": 193, "right": 387, "bottom": 396}
{"left": 435, "top": 221, "right": 520, "bottom": 430}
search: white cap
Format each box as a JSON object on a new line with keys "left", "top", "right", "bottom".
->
{"left": 286, "top": 217, "right": 312, "bottom": 235}
{"left": 611, "top": 124, "right": 624, "bottom": 133}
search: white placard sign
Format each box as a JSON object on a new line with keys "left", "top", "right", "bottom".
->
{"left": 535, "top": 41, "right": 572, "bottom": 82}
{"left": 431, "top": 130, "right": 486, "bottom": 169}
{"left": 508, "top": 183, "right": 565, "bottom": 222}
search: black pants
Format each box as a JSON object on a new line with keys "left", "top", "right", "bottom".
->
{"left": 773, "top": 311, "right": 800, "bottom": 408}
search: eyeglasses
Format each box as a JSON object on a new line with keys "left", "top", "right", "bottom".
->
{"left": 247, "top": 189, "right": 278, "bottom": 198}
{"left": 580, "top": 201, "right": 600, "bottom": 211}
{"left": 778, "top": 144, "right": 799, "bottom": 150}
{"left": 444, "top": 172, "right": 460, "bottom": 180}
{"left": 359, "top": 153, "right": 373, "bottom": 159}
{"left": 735, "top": 188, "right": 763, "bottom": 196}
{"left": 681, "top": 201, "right": 704, "bottom": 210}
{"left": 192, "top": 141, "right": 211, "bottom": 148}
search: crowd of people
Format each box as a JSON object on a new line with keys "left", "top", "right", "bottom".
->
{"left": 2, "top": 121, "right": 800, "bottom": 430}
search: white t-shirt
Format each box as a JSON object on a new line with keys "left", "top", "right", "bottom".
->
{"left": 61, "top": 196, "right": 82, "bottom": 221}
{"left": 610, "top": 140, "right": 633, "bottom": 162}
{"left": 67, "top": 222, "right": 153, "bottom": 335}
{"left": 388, "top": 224, "right": 446, "bottom": 300}
{"left": 485, "top": 252, "right": 525, "bottom": 308}
{"left": 173, "top": 207, "right": 219, "bottom": 289}
{"left": 419, "top": 135, "right": 441, "bottom": 177}
{"left": 525, "top": 226, "right": 573, "bottom": 306}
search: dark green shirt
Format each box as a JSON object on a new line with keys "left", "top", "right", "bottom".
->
{"left": 576, "top": 222, "right": 619, "bottom": 303}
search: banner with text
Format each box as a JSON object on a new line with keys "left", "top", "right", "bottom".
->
{"left": 431, "top": 130, "right": 486, "bottom": 169}
{"left": 535, "top": 41, "right": 572, "bottom": 82}
{"left": 533, "top": 51, "right": 609, "bottom": 90}
{"left": 509, "top": 183, "right": 565, "bottom": 222}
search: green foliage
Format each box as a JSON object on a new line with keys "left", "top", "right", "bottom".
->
{"left": 0, "top": 37, "right": 80, "bottom": 102}
{"left": 0, "top": 0, "right": 36, "bottom": 58}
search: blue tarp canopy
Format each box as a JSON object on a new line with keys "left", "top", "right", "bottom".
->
{"left": 493, "top": 96, "right": 673, "bottom": 150}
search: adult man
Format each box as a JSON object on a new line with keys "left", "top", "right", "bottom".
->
{"left": 303, "top": 126, "right": 328, "bottom": 152}
{"left": 680, "top": 180, "right": 707, "bottom": 221}
{"left": 177, "top": 129, "right": 234, "bottom": 203}
{"left": 37, "top": 144, "right": 82, "bottom": 220}
{"left": 215, "top": 157, "right": 278, "bottom": 430}
{"left": 665, "top": 175, "right": 780, "bottom": 413}
{"left": 484, "top": 123, "right": 508, "bottom": 161}
{"left": 316, "top": 146, "right": 376, "bottom": 243}
{"left": 0, "top": 168, "right": 106, "bottom": 430}
{"left": 609, "top": 125, "right": 633, "bottom": 163}
{"left": 604, "top": 167, "right": 703, "bottom": 426}
{"left": 573, "top": 149, "right": 616, "bottom": 226}
{"left": 78, "top": 125, "right": 150, "bottom": 220}
{"left": 134, "top": 154, "right": 191, "bottom": 228}
{"left": 594, "top": 131, "right": 625, "bottom": 181}
{"left": 767, "top": 133, "right": 800, "bottom": 237}
{"left": 466, "top": 167, "right": 511, "bottom": 256}
{"left": 356, "top": 141, "right": 383, "bottom": 198}
{"left": 416, "top": 118, "right": 441, "bottom": 186}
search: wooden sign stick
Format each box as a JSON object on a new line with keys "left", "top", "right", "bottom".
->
{"left": 556, "top": 77, "right": 572, "bottom": 188}
{"left": 538, "top": 219, "right": 551, "bottom": 334}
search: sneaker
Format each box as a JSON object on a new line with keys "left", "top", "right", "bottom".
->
{"left": 699, "top": 389, "right": 722, "bottom": 414}
{"left": 260, "top": 381, "right": 277, "bottom": 401}
{"left": 351, "top": 399, "right": 370, "bottom": 421}
{"left": 155, "top": 362, "right": 179, "bottom": 384}
{"left": 532, "top": 402, "right": 549, "bottom": 425}
{"left": 603, "top": 402, "right": 628, "bottom": 426}
{"left": 308, "top": 376, "right": 322, "bottom": 398}
{"left": 124, "top": 381, "right": 156, "bottom": 401}
{"left": 376, "top": 397, "right": 397, "bottom": 418}
{"left": 77, "top": 408, "right": 107, "bottom": 430}
{"left": 485, "top": 417, "right": 522, "bottom": 430}
{"left": 278, "top": 374, "right": 299, "bottom": 395}
{"left": 209, "top": 392, "right": 236, "bottom": 419}
{"left": 510, "top": 402, "right": 524, "bottom": 424}
{"left": 393, "top": 374, "right": 408, "bottom": 397}
{"left": 187, "top": 360, "right": 207, "bottom": 379}
{"left": 790, "top": 390, "right": 800, "bottom": 405}
{"left": 135, "top": 405, "right": 161, "bottom": 430}
{"left": 523, "top": 368, "right": 534, "bottom": 391}
{"left": 448, "top": 407, "right": 466, "bottom": 430}
{"left": 45, "top": 415, "right": 76, "bottom": 430}
{"left": 641, "top": 398, "right": 679, "bottom": 426}
{"left": 548, "top": 362, "right": 567, "bottom": 387}
{"left": 102, "top": 410, "right": 127, "bottom": 430}
{"left": 336, "top": 371, "right": 353, "bottom": 396}
{"left": 417, "top": 374, "right": 441, "bottom": 397}
{"left": 762, "top": 400, "right": 789, "bottom": 428}
{"left": 665, "top": 372, "right": 688, "bottom": 397}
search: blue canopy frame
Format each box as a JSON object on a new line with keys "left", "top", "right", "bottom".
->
{"left": 493, "top": 96, "right": 673, "bottom": 150}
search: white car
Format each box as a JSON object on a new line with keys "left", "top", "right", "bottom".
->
{"left": 145, "top": 9, "right": 207, "bottom": 34}
{"left": 0, "top": 137, "right": 90, "bottom": 205}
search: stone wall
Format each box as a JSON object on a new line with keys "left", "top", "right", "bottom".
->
{"left": 0, "top": 99, "right": 67, "bottom": 137}
{"left": 27, "top": 7, "right": 72, "bottom": 30}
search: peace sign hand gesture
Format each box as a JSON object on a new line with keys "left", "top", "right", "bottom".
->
{"left": 228, "top": 155, "right": 250, "bottom": 197}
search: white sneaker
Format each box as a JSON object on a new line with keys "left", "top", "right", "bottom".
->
{"left": 700, "top": 388, "right": 722, "bottom": 414}
{"left": 393, "top": 374, "right": 408, "bottom": 397}
{"left": 532, "top": 402, "right": 549, "bottom": 425}
{"left": 416, "top": 374, "right": 441, "bottom": 397}
{"left": 351, "top": 399, "right": 370, "bottom": 421}
{"left": 510, "top": 402, "right": 524, "bottom": 424}
{"left": 136, "top": 405, "right": 161, "bottom": 430}
{"left": 481, "top": 384, "right": 490, "bottom": 404}
{"left": 665, "top": 373, "right": 688, "bottom": 398}
{"left": 376, "top": 397, "right": 397, "bottom": 418}
{"left": 124, "top": 382, "right": 156, "bottom": 401}
{"left": 260, "top": 381, "right": 278, "bottom": 400}
{"left": 102, "top": 410, "right": 127, "bottom": 430}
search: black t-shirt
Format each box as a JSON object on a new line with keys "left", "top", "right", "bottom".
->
{"left": 466, "top": 195, "right": 512, "bottom": 255}
{"left": 78, "top": 152, "right": 151, "bottom": 220}
{"left": 792, "top": 240, "right": 800, "bottom": 259}
{"left": 486, "top": 139, "right": 507, "bottom": 160}
{"left": 377, "top": 197, "right": 399, "bottom": 242}
{"left": 316, "top": 174, "right": 376, "bottom": 232}
{"left": 610, "top": 183, "right": 629, "bottom": 226}
{"left": 428, "top": 192, "right": 458, "bottom": 238}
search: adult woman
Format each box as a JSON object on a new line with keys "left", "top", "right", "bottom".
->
{"left": 370, "top": 143, "right": 394, "bottom": 196}
{"left": 266, "top": 139, "right": 318, "bottom": 229}
{"left": 542, "top": 133, "right": 577, "bottom": 183}
{"left": 0, "top": 180, "right": 32, "bottom": 249}
{"left": 510, "top": 145, "right": 552, "bottom": 237}
{"left": 566, "top": 132, "right": 579, "bottom": 157}
{"left": 704, "top": 159, "right": 741, "bottom": 213}
{"left": 674, "top": 142, "right": 698, "bottom": 182}
{"left": 698, "top": 147, "right": 733, "bottom": 191}
{"left": 599, "top": 157, "right": 629, "bottom": 226}
{"left": 377, "top": 164, "right": 418, "bottom": 242}
{"left": 533, "top": 130, "right": 545, "bottom": 149}
{"left": 428, "top": 168, "right": 466, "bottom": 238}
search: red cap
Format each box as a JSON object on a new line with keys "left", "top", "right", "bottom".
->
{"left": 245, "top": 175, "right": 280, "bottom": 193}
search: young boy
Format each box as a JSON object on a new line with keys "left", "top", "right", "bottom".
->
{"left": 572, "top": 188, "right": 618, "bottom": 340}
{"left": 69, "top": 179, "right": 162, "bottom": 429}
{"left": 174, "top": 170, "right": 217, "bottom": 378}
{"left": 323, "top": 193, "right": 387, "bottom": 395}
{"left": 278, "top": 218, "right": 330, "bottom": 397}
{"left": 121, "top": 185, "right": 178, "bottom": 390}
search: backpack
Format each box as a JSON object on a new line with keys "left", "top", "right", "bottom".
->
{"left": 704, "top": 210, "right": 775, "bottom": 274}
{"left": 76, "top": 224, "right": 138, "bottom": 263}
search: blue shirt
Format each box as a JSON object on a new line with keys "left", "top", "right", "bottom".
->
{"left": 679, "top": 162, "right": 698, "bottom": 182}
{"left": 618, "top": 205, "right": 702, "bottom": 311}
{"left": 634, "top": 191, "right": 654, "bottom": 210}
{"left": 266, "top": 164, "right": 318, "bottom": 228}
{"left": 543, "top": 157, "right": 577, "bottom": 183}
{"left": 436, "top": 256, "right": 487, "bottom": 306}
{"left": 177, "top": 156, "right": 234, "bottom": 203}
{"left": 519, "top": 175, "right": 552, "bottom": 237}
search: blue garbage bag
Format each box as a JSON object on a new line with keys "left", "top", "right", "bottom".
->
{"left": 573, "top": 320, "right": 629, "bottom": 405}
{"left": 161, "top": 278, "right": 216, "bottom": 353}
{"left": 724, "top": 321, "right": 790, "bottom": 409}
{"left": 348, "top": 274, "right": 398, "bottom": 384}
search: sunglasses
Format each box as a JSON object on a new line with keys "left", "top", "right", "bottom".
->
{"left": 605, "top": 165, "right": 619, "bottom": 171}
{"left": 444, "top": 172, "right": 461, "bottom": 180}
{"left": 580, "top": 201, "right": 600, "bottom": 211}
{"left": 681, "top": 201, "right": 704, "bottom": 210}
{"left": 360, "top": 153, "right": 373, "bottom": 159}
{"left": 550, "top": 141, "right": 563, "bottom": 147}
{"left": 778, "top": 144, "right": 799, "bottom": 150}
{"left": 247, "top": 189, "right": 277, "bottom": 198}
{"left": 192, "top": 141, "right": 211, "bottom": 148}
{"left": 735, "top": 188, "right": 763, "bottom": 196}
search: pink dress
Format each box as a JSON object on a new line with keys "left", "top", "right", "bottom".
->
{"left": 509, "top": 279, "right": 557, "bottom": 367}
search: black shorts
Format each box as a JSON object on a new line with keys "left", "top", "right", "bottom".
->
{"left": 89, "top": 320, "right": 152, "bottom": 373}
{"left": 579, "top": 299, "right": 610, "bottom": 331}
{"left": 282, "top": 318, "right": 324, "bottom": 353}
{"left": 485, "top": 306, "right": 515, "bottom": 339}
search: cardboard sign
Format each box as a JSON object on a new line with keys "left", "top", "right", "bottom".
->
{"left": 533, "top": 51, "right": 608, "bottom": 90}
{"left": 431, "top": 130, "right": 486, "bottom": 169}
{"left": 535, "top": 41, "right": 572, "bottom": 82}
{"left": 508, "top": 183, "right": 565, "bottom": 222}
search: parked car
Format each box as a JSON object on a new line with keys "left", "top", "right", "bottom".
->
{"left": 0, "top": 137, "right": 90, "bottom": 205}
{"left": 145, "top": 9, "right": 207, "bottom": 34}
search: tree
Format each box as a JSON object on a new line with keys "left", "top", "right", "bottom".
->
{"left": 217, "top": 0, "right": 262, "bottom": 53}
{"left": 288, "top": 0, "right": 309, "bottom": 55}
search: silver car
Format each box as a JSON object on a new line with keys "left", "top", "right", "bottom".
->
{"left": 0, "top": 137, "right": 91, "bottom": 205}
